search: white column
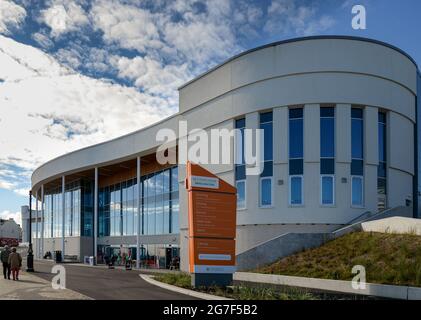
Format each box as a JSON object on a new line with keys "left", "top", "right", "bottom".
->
{"left": 41, "top": 185, "right": 44, "bottom": 258}
{"left": 94, "top": 167, "right": 98, "bottom": 263}
{"left": 304, "top": 104, "right": 320, "bottom": 208}
{"left": 245, "top": 112, "right": 259, "bottom": 213}
{"left": 364, "top": 106, "right": 379, "bottom": 213}
{"left": 336, "top": 104, "right": 352, "bottom": 209}
{"left": 136, "top": 156, "right": 141, "bottom": 269}
{"left": 273, "top": 107, "right": 289, "bottom": 208}
{"left": 35, "top": 190, "right": 39, "bottom": 259}
{"left": 61, "top": 176, "right": 65, "bottom": 258}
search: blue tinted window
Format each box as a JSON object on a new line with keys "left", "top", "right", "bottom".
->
{"left": 351, "top": 159, "right": 364, "bottom": 176}
{"left": 235, "top": 118, "right": 245, "bottom": 129}
{"left": 320, "top": 107, "right": 334, "bottom": 117}
{"left": 320, "top": 159, "right": 335, "bottom": 175}
{"left": 289, "top": 119, "right": 303, "bottom": 158}
{"left": 260, "top": 178, "right": 272, "bottom": 206}
{"left": 321, "top": 176, "right": 334, "bottom": 205}
{"left": 235, "top": 127, "right": 245, "bottom": 166}
{"left": 377, "top": 178, "right": 386, "bottom": 195}
{"left": 290, "top": 176, "right": 302, "bottom": 205}
{"left": 260, "top": 112, "right": 273, "bottom": 123}
{"left": 171, "top": 167, "right": 178, "bottom": 191}
{"left": 320, "top": 117, "right": 335, "bottom": 158}
{"left": 235, "top": 164, "right": 246, "bottom": 180}
{"left": 351, "top": 118, "right": 363, "bottom": 159}
{"left": 352, "top": 177, "right": 363, "bottom": 206}
{"left": 235, "top": 118, "right": 246, "bottom": 169}
{"left": 261, "top": 121, "right": 273, "bottom": 161}
{"left": 261, "top": 161, "right": 273, "bottom": 177}
{"left": 289, "top": 159, "right": 303, "bottom": 175}
{"left": 289, "top": 108, "right": 303, "bottom": 119}
{"left": 351, "top": 108, "right": 363, "bottom": 119}
{"left": 378, "top": 112, "right": 387, "bottom": 197}
{"left": 378, "top": 161, "right": 386, "bottom": 178}
{"left": 236, "top": 181, "right": 246, "bottom": 209}
{"left": 378, "top": 114, "right": 386, "bottom": 163}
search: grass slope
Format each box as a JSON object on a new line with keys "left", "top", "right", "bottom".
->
{"left": 256, "top": 231, "right": 421, "bottom": 287}
{"left": 154, "top": 273, "right": 318, "bottom": 300}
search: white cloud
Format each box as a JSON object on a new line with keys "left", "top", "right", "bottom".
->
{"left": 32, "top": 31, "right": 54, "bottom": 49}
{"left": 90, "top": 0, "right": 162, "bottom": 53}
{"left": 0, "top": 35, "right": 175, "bottom": 198}
{"left": 84, "top": 48, "right": 110, "bottom": 73}
{"left": 0, "top": 210, "right": 21, "bottom": 225}
{"left": 264, "top": 0, "right": 335, "bottom": 36}
{"left": 0, "top": 0, "right": 26, "bottom": 35}
{"left": 39, "top": 0, "right": 89, "bottom": 38}
{"left": 161, "top": 0, "right": 240, "bottom": 69}
{"left": 12, "top": 188, "right": 29, "bottom": 197}
{"left": 90, "top": 0, "right": 241, "bottom": 72}
{"left": 111, "top": 55, "right": 190, "bottom": 105}
{"left": 0, "top": 180, "right": 15, "bottom": 190}
{"left": 0, "top": 34, "right": 69, "bottom": 81}
{"left": 55, "top": 47, "right": 83, "bottom": 69}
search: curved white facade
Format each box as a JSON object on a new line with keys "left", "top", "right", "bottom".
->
{"left": 31, "top": 37, "right": 419, "bottom": 271}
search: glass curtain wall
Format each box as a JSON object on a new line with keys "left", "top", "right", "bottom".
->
{"left": 98, "top": 166, "right": 179, "bottom": 237}
{"left": 42, "top": 179, "right": 91, "bottom": 238}
{"left": 81, "top": 180, "right": 93, "bottom": 236}
{"left": 64, "top": 180, "right": 81, "bottom": 237}
{"left": 170, "top": 167, "right": 179, "bottom": 234}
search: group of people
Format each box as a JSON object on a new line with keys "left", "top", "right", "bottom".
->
{"left": 1, "top": 245, "right": 23, "bottom": 281}
{"left": 104, "top": 250, "right": 133, "bottom": 269}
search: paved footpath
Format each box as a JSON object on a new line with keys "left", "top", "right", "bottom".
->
{"left": 31, "top": 260, "right": 197, "bottom": 300}
{"left": 0, "top": 270, "right": 90, "bottom": 300}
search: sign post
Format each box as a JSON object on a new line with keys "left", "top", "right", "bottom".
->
{"left": 186, "top": 162, "right": 237, "bottom": 287}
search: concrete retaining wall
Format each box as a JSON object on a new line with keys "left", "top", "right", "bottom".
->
{"left": 233, "top": 272, "right": 421, "bottom": 300}
{"left": 361, "top": 216, "right": 420, "bottom": 235}
{"left": 236, "top": 233, "right": 332, "bottom": 271}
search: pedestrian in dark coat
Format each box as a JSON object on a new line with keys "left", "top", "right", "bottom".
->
{"left": 1, "top": 245, "right": 11, "bottom": 280}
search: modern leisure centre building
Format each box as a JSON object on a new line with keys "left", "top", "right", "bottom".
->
{"left": 29, "top": 36, "right": 421, "bottom": 271}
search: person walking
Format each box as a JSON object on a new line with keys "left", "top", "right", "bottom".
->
{"left": 8, "top": 247, "right": 22, "bottom": 281}
{"left": 1, "top": 245, "right": 11, "bottom": 280}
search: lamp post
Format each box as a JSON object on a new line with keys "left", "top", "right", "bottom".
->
{"left": 26, "top": 190, "right": 34, "bottom": 272}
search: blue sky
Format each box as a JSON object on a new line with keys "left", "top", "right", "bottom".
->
{"left": 0, "top": 0, "right": 420, "bottom": 224}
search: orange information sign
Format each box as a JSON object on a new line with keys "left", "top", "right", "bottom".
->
{"left": 186, "top": 162, "right": 237, "bottom": 274}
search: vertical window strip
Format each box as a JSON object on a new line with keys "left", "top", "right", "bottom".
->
{"left": 352, "top": 176, "right": 364, "bottom": 207}
{"left": 378, "top": 112, "right": 387, "bottom": 209}
{"left": 351, "top": 107, "right": 364, "bottom": 206}
{"left": 260, "top": 112, "right": 273, "bottom": 207}
{"left": 236, "top": 180, "right": 246, "bottom": 210}
{"left": 320, "top": 107, "right": 335, "bottom": 205}
{"left": 321, "top": 175, "right": 335, "bottom": 205}
{"left": 235, "top": 118, "right": 246, "bottom": 209}
{"left": 259, "top": 177, "right": 273, "bottom": 207}
{"left": 289, "top": 175, "right": 303, "bottom": 206}
{"left": 289, "top": 108, "right": 304, "bottom": 205}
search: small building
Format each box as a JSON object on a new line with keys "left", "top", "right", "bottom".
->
{"left": 0, "top": 217, "right": 21, "bottom": 247}
{"left": 20, "top": 205, "right": 41, "bottom": 244}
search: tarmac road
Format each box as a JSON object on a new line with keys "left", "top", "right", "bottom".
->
{"left": 31, "top": 260, "right": 198, "bottom": 300}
